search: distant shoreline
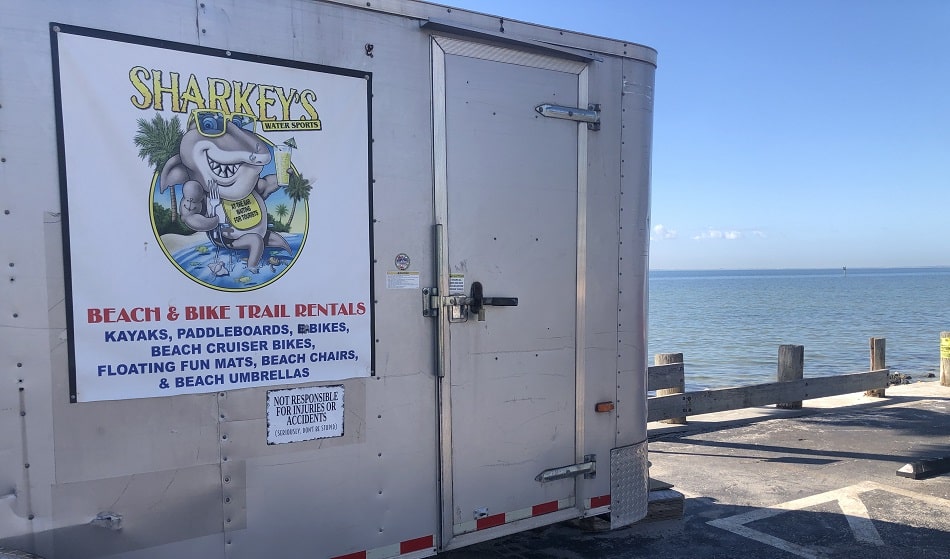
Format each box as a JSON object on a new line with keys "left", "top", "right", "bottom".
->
{"left": 650, "top": 266, "right": 950, "bottom": 273}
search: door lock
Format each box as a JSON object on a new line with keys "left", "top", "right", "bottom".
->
{"left": 469, "top": 281, "right": 518, "bottom": 321}
{"left": 425, "top": 281, "right": 518, "bottom": 322}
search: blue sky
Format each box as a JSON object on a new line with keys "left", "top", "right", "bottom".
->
{"left": 443, "top": 0, "right": 949, "bottom": 270}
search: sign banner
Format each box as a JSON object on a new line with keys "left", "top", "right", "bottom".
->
{"left": 53, "top": 26, "right": 373, "bottom": 402}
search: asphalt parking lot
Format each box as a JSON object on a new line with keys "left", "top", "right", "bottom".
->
{"left": 443, "top": 382, "right": 950, "bottom": 558}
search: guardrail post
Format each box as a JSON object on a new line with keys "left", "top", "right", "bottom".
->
{"left": 655, "top": 353, "right": 687, "bottom": 424}
{"left": 865, "top": 337, "right": 886, "bottom": 397}
{"left": 776, "top": 345, "right": 804, "bottom": 409}
{"left": 941, "top": 332, "right": 950, "bottom": 387}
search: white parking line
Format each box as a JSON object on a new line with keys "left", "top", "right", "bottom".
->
{"left": 707, "top": 481, "right": 949, "bottom": 559}
{"left": 837, "top": 494, "right": 883, "bottom": 546}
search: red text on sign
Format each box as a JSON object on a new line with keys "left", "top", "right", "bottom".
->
{"left": 88, "top": 307, "right": 161, "bottom": 323}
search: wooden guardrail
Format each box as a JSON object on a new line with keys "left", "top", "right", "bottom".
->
{"left": 647, "top": 338, "right": 890, "bottom": 423}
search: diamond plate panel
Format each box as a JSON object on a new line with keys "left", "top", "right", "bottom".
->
{"left": 610, "top": 440, "right": 648, "bottom": 528}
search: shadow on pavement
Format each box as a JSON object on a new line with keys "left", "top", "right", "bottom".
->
{"left": 442, "top": 491, "right": 950, "bottom": 559}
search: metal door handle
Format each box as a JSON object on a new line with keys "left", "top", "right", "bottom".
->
{"left": 470, "top": 281, "right": 518, "bottom": 316}
{"left": 483, "top": 297, "right": 519, "bottom": 306}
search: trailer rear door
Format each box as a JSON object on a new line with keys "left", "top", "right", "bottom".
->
{"left": 432, "top": 35, "right": 591, "bottom": 546}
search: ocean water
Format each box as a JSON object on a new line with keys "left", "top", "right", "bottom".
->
{"left": 648, "top": 267, "right": 950, "bottom": 390}
{"left": 172, "top": 233, "right": 304, "bottom": 290}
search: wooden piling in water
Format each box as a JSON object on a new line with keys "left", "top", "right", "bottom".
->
{"left": 941, "top": 332, "right": 950, "bottom": 387}
{"left": 866, "top": 337, "right": 886, "bottom": 397}
{"left": 776, "top": 345, "right": 804, "bottom": 409}
{"left": 655, "top": 353, "right": 687, "bottom": 424}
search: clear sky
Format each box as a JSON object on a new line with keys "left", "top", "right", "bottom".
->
{"left": 442, "top": 0, "right": 949, "bottom": 270}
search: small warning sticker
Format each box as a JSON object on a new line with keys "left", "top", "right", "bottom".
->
{"left": 449, "top": 273, "right": 465, "bottom": 295}
{"left": 387, "top": 271, "right": 420, "bottom": 290}
{"left": 266, "top": 385, "right": 344, "bottom": 444}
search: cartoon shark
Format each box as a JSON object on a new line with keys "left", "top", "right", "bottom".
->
{"left": 161, "top": 112, "right": 292, "bottom": 272}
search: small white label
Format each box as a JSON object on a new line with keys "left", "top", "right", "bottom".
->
{"left": 267, "top": 385, "right": 344, "bottom": 444}
{"left": 449, "top": 273, "right": 465, "bottom": 295}
{"left": 386, "top": 270, "right": 420, "bottom": 289}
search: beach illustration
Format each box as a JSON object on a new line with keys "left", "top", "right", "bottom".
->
{"left": 136, "top": 111, "right": 311, "bottom": 291}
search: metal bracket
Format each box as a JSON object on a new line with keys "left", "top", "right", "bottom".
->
{"left": 535, "top": 103, "right": 601, "bottom": 130}
{"left": 422, "top": 289, "right": 471, "bottom": 322}
{"left": 444, "top": 294, "right": 471, "bottom": 323}
{"left": 535, "top": 454, "right": 596, "bottom": 482}
{"left": 422, "top": 287, "right": 439, "bottom": 317}
{"left": 422, "top": 287, "right": 472, "bottom": 322}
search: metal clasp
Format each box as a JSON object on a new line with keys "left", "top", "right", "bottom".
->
{"left": 444, "top": 294, "right": 472, "bottom": 323}
{"left": 421, "top": 287, "right": 472, "bottom": 322}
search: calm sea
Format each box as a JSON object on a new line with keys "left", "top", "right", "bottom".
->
{"left": 648, "top": 267, "right": 950, "bottom": 390}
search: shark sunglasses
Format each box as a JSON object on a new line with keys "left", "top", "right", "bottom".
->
{"left": 191, "top": 110, "right": 257, "bottom": 137}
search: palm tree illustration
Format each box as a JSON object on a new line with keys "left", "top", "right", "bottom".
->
{"left": 275, "top": 203, "right": 289, "bottom": 226}
{"left": 133, "top": 113, "right": 184, "bottom": 222}
{"left": 285, "top": 171, "right": 312, "bottom": 228}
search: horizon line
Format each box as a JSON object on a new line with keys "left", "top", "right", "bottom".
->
{"left": 648, "top": 265, "right": 950, "bottom": 272}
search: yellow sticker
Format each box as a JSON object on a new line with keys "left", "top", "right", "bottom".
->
{"left": 223, "top": 195, "right": 263, "bottom": 229}
{"left": 941, "top": 337, "right": 950, "bottom": 358}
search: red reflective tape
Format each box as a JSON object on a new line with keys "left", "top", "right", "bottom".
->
{"left": 591, "top": 495, "right": 611, "bottom": 508}
{"left": 330, "top": 552, "right": 366, "bottom": 559}
{"left": 532, "top": 500, "right": 559, "bottom": 516}
{"left": 400, "top": 535, "right": 434, "bottom": 554}
{"left": 476, "top": 513, "right": 506, "bottom": 530}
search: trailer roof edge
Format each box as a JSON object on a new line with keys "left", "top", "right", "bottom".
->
{"left": 322, "top": 0, "right": 658, "bottom": 66}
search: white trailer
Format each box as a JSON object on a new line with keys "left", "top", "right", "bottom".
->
{"left": 0, "top": 1, "right": 656, "bottom": 557}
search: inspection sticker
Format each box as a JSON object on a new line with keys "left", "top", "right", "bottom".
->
{"left": 266, "top": 384, "right": 344, "bottom": 444}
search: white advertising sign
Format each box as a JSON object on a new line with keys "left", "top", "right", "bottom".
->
{"left": 267, "top": 385, "right": 344, "bottom": 444}
{"left": 53, "top": 27, "right": 373, "bottom": 402}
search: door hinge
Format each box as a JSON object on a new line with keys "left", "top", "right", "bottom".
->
{"left": 535, "top": 103, "right": 601, "bottom": 130}
{"left": 535, "top": 454, "right": 596, "bottom": 482}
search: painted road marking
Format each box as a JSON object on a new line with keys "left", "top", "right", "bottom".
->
{"left": 707, "top": 481, "right": 950, "bottom": 559}
{"left": 837, "top": 494, "right": 882, "bottom": 546}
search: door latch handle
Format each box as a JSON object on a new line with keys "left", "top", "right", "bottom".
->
{"left": 482, "top": 297, "right": 519, "bottom": 306}
{"left": 430, "top": 282, "right": 518, "bottom": 322}
{"left": 470, "top": 281, "right": 518, "bottom": 321}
